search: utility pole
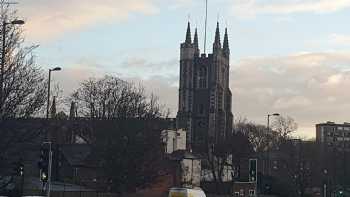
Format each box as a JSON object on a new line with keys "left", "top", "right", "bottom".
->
{"left": 266, "top": 113, "right": 280, "bottom": 175}
{"left": 43, "top": 141, "right": 53, "bottom": 197}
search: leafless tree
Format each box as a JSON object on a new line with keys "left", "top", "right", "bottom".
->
{"left": 70, "top": 75, "right": 165, "bottom": 119}
{"left": 0, "top": 4, "right": 46, "bottom": 191}
{"left": 234, "top": 116, "right": 297, "bottom": 152}
{"left": 271, "top": 116, "right": 298, "bottom": 142}
{"left": 234, "top": 119, "right": 274, "bottom": 152}
{"left": 0, "top": 5, "right": 46, "bottom": 120}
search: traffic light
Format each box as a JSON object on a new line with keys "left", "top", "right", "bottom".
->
{"left": 12, "top": 160, "right": 24, "bottom": 176}
{"left": 41, "top": 170, "right": 48, "bottom": 182}
{"left": 336, "top": 190, "right": 344, "bottom": 197}
{"left": 19, "top": 163, "right": 24, "bottom": 176}
{"left": 249, "top": 159, "right": 257, "bottom": 182}
{"left": 38, "top": 147, "right": 48, "bottom": 182}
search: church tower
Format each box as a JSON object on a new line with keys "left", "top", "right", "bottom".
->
{"left": 176, "top": 22, "right": 233, "bottom": 151}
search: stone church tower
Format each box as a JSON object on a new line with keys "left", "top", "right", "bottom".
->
{"left": 176, "top": 22, "right": 233, "bottom": 150}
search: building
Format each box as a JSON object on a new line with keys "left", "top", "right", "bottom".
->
{"left": 232, "top": 182, "right": 256, "bottom": 197}
{"left": 316, "top": 121, "right": 350, "bottom": 151}
{"left": 168, "top": 150, "right": 201, "bottom": 188}
{"left": 161, "top": 129, "right": 187, "bottom": 154}
{"left": 176, "top": 22, "right": 234, "bottom": 150}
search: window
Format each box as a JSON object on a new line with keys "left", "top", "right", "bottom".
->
{"left": 249, "top": 190, "right": 256, "bottom": 196}
{"left": 240, "top": 189, "right": 244, "bottom": 196}
{"left": 198, "top": 67, "right": 207, "bottom": 88}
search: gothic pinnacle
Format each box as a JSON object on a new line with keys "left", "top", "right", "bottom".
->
{"left": 185, "top": 22, "right": 192, "bottom": 44}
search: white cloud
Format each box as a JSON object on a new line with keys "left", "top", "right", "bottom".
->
{"left": 231, "top": 0, "right": 350, "bottom": 19}
{"left": 169, "top": 0, "right": 194, "bottom": 9}
{"left": 231, "top": 52, "right": 350, "bottom": 138}
{"left": 17, "top": 0, "right": 158, "bottom": 42}
{"left": 329, "top": 34, "right": 350, "bottom": 45}
{"left": 273, "top": 96, "right": 312, "bottom": 109}
{"left": 54, "top": 51, "right": 350, "bottom": 138}
{"left": 326, "top": 74, "right": 343, "bottom": 85}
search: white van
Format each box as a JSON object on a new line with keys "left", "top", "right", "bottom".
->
{"left": 169, "top": 187, "right": 206, "bottom": 197}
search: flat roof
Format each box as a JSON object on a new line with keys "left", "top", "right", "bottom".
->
{"left": 316, "top": 122, "right": 350, "bottom": 126}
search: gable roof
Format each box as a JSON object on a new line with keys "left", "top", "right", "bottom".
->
{"left": 60, "top": 144, "right": 91, "bottom": 167}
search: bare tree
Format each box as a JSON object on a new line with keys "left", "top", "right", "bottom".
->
{"left": 0, "top": 6, "right": 46, "bottom": 120}
{"left": 234, "top": 116, "right": 297, "bottom": 153}
{"left": 71, "top": 75, "right": 165, "bottom": 119}
{"left": 0, "top": 5, "right": 46, "bottom": 192}
{"left": 272, "top": 116, "right": 298, "bottom": 140}
{"left": 234, "top": 119, "right": 273, "bottom": 152}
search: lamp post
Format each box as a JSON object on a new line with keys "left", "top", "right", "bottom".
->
{"left": 266, "top": 113, "right": 280, "bottom": 176}
{"left": 46, "top": 67, "right": 61, "bottom": 119}
{"left": 323, "top": 168, "right": 328, "bottom": 197}
{"left": 0, "top": 19, "right": 24, "bottom": 117}
{"left": 42, "top": 141, "right": 52, "bottom": 197}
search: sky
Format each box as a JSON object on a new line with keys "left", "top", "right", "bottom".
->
{"left": 12, "top": 0, "right": 350, "bottom": 138}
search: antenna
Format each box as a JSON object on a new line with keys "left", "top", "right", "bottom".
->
{"left": 204, "top": 0, "right": 208, "bottom": 54}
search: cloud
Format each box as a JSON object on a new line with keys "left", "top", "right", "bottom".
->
{"left": 119, "top": 57, "right": 179, "bottom": 80}
{"left": 18, "top": 0, "right": 158, "bottom": 41}
{"left": 231, "top": 52, "right": 350, "bottom": 138}
{"left": 231, "top": 0, "right": 350, "bottom": 19}
{"left": 168, "top": 0, "right": 194, "bottom": 9}
{"left": 127, "top": 76, "right": 179, "bottom": 116}
{"left": 329, "top": 34, "right": 350, "bottom": 46}
{"left": 53, "top": 62, "right": 107, "bottom": 96}
{"left": 54, "top": 56, "right": 179, "bottom": 116}
{"left": 54, "top": 51, "right": 350, "bottom": 139}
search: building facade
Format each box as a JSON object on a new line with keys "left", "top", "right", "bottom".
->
{"left": 176, "top": 22, "right": 233, "bottom": 150}
{"left": 161, "top": 129, "right": 187, "bottom": 154}
{"left": 316, "top": 121, "right": 350, "bottom": 151}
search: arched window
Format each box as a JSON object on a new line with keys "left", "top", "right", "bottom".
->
{"left": 198, "top": 67, "right": 207, "bottom": 88}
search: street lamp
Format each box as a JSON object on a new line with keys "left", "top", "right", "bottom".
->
{"left": 46, "top": 67, "right": 61, "bottom": 119}
{"left": 323, "top": 169, "right": 328, "bottom": 197}
{"left": 10, "top": 20, "right": 25, "bottom": 25}
{"left": 266, "top": 113, "right": 280, "bottom": 175}
{"left": 0, "top": 19, "right": 25, "bottom": 117}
